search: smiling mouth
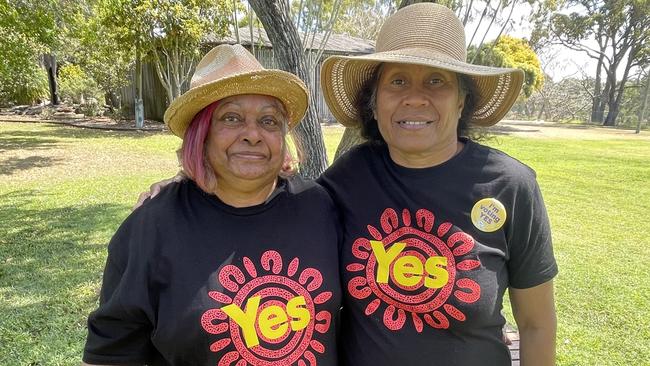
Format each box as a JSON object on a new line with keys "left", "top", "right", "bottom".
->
{"left": 397, "top": 120, "right": 433, "bottom": 125}
{"left": 395, "top": 120, "right": 434, "bottom": 130}
{"left": 231, "top": 152, "right": 267, "bottom": 160}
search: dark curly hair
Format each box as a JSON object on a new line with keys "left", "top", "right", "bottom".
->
{"left": 355, "top": 64, "right": 480, "bottom": 144}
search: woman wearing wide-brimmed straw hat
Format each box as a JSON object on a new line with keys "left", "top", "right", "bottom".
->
{"left": 318, "top": 3, "right": 557, "bottom": 366}
{"left": 82, "top": 44, "right": 341, "bottom": 366}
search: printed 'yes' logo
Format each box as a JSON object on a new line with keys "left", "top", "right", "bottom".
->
{"left": 347, "top": 208, "right": 482, "bottom": 332}
{"left": 201, "top": 250, "right": 332, "bottom": 366}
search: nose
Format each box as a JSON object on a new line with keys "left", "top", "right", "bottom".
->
{"left": 240, "top": 119, "right": 262, "bottom": 145}
{"left": 402, "top": 86, "right": 430, "bottom": 107}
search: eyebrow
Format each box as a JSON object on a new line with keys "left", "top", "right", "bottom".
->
{"left": 218, "top": 101, "right": 281, "bottom": 111}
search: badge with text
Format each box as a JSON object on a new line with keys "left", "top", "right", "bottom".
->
{"left": 471, "top": 198, "right": 506, "bottom": 232}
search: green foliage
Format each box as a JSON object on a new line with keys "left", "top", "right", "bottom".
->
{"left": 0, "top": 64, "right": 49, "bottom": 106}
{"left": 93, "top": 0, "right": 232, "bottom": 101}
{"left": 0, "top": 28, "right": 49, "bottom": 105}
{"left": 0, "top": 0, "right": 90, "bottom": 105}
{"left": 58, "top": 64, "right": 103, "bottom": 105}
{"left": 72, "top": 8, "right": 133, "bottom": 95}
{"left": 469, "top": 36, "right": 544, "bottom": 98}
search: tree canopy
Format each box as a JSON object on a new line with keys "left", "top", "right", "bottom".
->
{"left": 470, "top": 35, "right": 544, "bottom": 98}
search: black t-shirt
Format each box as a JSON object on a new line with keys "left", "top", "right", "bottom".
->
{"left": 83, "top": 178, "right": 341, "bottom": 365}
{"left": 318, "top": 140, "right": 557, "bottom": 366}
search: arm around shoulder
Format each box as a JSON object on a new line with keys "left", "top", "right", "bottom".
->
{"left": 510, "top": 279, "right": 557, "bottom": 366}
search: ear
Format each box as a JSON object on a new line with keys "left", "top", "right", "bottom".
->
{"left": 373, "top": 108, "right": 378, "bottom": 120}
{"left": 457, "top": 94, "right": 465, "bottom": 118}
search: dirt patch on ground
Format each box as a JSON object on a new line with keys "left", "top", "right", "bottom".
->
{"left": 491, "top": 120, "right": 650, "bottom": 140}
{"left": 2, "top": 114, "right": 648, "bottom": 140}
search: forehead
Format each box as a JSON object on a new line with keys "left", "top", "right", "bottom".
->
{"left": 217, "top": 94, "right": 285, "bottom": 111}
{"left": 380, "top": 63, "right": 457, "bottom": 79}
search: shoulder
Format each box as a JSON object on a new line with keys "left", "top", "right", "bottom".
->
{"left": 469, "top": 141, "right": 538, "bottom": 186}
{"left": 107, "top": 180, "right": 202, "bottom": 262}
{"left": 285, "top": 176, "right": 334, "bottom": 206}
{"left": 334, "top": 142, "right": 379, "bottom": 166}
{"left": 118, "top": 180, "right": 198, "bottom": 236}
{"left": 320, "top": 142, "right": 380, "bottom": 181}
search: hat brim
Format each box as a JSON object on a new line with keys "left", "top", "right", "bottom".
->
{"left": 164, "top": 70, "right": 309, "bottom": 138}
{"left": 321, "top": 47, "right": 524, "bottom": 127}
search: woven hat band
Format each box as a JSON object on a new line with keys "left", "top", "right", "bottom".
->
{"left": 376, "top": 3, "right": 466, "bottom": 61}
{"left": 164, "top": 44, "right": 308, "bottom": 138}
{"left": 190, "top": 45, "right": 265, "bottom": 89}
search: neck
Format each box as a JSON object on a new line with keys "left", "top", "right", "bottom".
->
{"left": 389, "top": 140, "right": 464, "bottom": 168}
{"left": 213, "top": 177, "right": 278, "bottom": 208}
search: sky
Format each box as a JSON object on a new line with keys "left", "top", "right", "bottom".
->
{"left": 465, "top": 2, "right": 598, "bottom": 81}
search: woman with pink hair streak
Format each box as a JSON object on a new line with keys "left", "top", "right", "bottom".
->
{"left": 81, "top": 44, "right": 341, "bottom": 366}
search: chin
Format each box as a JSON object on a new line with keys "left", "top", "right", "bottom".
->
{"left": 232, "top": 164, "right": 281, "bottom": 180}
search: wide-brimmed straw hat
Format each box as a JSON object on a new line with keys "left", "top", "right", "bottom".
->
{"left": 321, "top": 3, "right": 524, "bottom": 127}
{"left": 164, "top": 44, "right": 308, "bottom": 137}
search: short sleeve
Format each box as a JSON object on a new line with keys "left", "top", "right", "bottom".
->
{"left": 83, "top": 213, "right": 156, "bottom": 364}
{"left": 506, "top": 179, "right": 558, "bottom": 289}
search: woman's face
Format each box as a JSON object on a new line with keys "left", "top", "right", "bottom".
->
{"left": 206, "top": 94, "right": 287, "bottom": 188}
{"left": 374, "top": 63, "right": 465, "bottom": 167}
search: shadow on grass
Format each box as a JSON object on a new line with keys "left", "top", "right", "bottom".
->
{"left": 35, "top": 122, "right": 162, "bottom": 139}
{"left": 0, "top": 189, "right": 132, "bottom": 362}
{"left": 0, "top": 155, "right": 64, "bottom": 175}
{"left": 0, "top": 132, "right": 62, "bottom": 153}
{"left": 0, "top": 189, "right": 130, "bottom": 308}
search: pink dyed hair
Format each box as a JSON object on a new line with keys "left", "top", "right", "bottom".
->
{"left": 179, "top": 99, "right": 297, "bottom": 193}
{"left": 180, "top": 101, "right": 220, "bottom": 192}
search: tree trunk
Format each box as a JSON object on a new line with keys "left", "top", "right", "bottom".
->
{"left": 590, "top": 30, "right": 608, "bottom": 124}
{"left": 591, "top": 52, "right": 604, "bottom": 124}
{"left": 248, "top": 0, "right": 328, "bottom": 179}
{"left": 537, "top": 102, "right": 546, "bottom": 121}
{"left": 334, "top": 127, "right": 366, "bottom": 161}
{"left": 637, "top": 73, "right": 649, "bottom": 134}
{"left": 605, "top": 44, "right": 637, "bottom": 127}
{"left": 602, "top": 64, "right": 619, "bottom": 127}
{"left": 134, "top": 43, "right": 144, "bottom": 128}
{"left": 43, "top": 53, "right": 59, "bottom": 105}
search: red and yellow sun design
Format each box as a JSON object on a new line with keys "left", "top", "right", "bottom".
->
{"left": 346, "top": 208, "right": 481, "bottom": 332}
{"left": 201, "top": 250, "right": 332, "bottom": 366}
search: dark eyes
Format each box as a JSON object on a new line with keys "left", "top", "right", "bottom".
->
{"left": 388, "top": 76, "right": 445, "bottom": 87}
{"left": 217, "top": 113, "right": 281, "bottom": 130}
{"left": 222, "top": 114, "right": 241, "bottom": 123}
{"left": 260, "top": 117, "right": 280, "bottom": 128}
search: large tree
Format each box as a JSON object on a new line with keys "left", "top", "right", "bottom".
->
{"left": 535, "top": 0, "right": 650, "bottom": 126}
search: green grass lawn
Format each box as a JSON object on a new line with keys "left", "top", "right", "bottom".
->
{"left": 1, "top": 121, "right": 649, "bottom": 365}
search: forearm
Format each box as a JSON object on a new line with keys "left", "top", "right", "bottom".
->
{"left": 510, "top": 280, "right": 557, "bottom": 366}
{"left": 519, "top": 320, "right": 556, "bottom": 366}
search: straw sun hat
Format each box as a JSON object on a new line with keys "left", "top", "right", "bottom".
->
{"left": 164, "top": 44, "right": 308, "bottom": 138}
{"left": 321, "top": 2, "right": 524, "bottom": 127}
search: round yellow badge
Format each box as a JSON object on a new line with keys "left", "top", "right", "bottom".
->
{"left": 470, "top": 198, "right": 507, "bottom": 232}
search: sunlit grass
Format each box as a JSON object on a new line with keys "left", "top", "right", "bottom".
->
{"left": 1, "top": 121, "right": 648, "bottom": 365}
